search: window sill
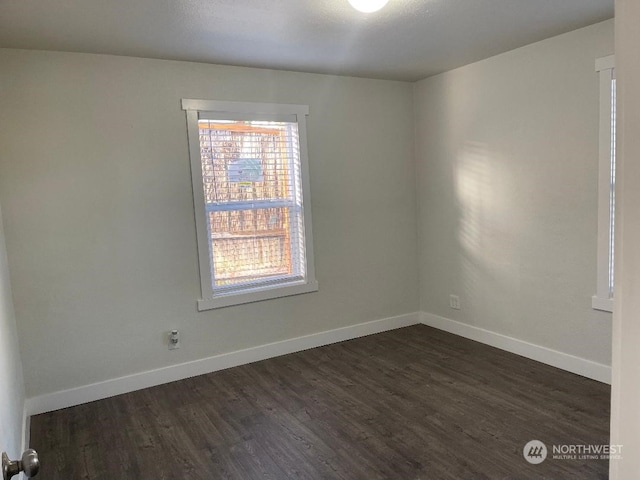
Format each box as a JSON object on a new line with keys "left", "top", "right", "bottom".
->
{"left": 198, "top": 279, "right": 318, "bottom": 311}
{"left": 592, "top": 295, "right": 613, "bottom": 313}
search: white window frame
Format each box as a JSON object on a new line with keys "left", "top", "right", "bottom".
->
{"left": 592, "top": 55, "right": 615, "bottom": 313}
{"left": 182, "top": 99, "right": 318, "bottom": 311}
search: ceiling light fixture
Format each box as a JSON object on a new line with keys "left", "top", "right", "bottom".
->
{"left": 348, "top": 0, "right": 389, "bottom": 13}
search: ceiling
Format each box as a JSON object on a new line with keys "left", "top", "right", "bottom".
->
{"left": 0, "top": 0, "right": 613, "bottom": 82}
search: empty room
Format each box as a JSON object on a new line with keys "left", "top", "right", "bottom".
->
{"left": 1, "top": 0, "right": 640, "bottom": 478}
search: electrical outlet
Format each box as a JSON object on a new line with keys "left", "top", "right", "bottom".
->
{"left": 168, "top": 330, "right": 181, "bottom": 350}
{"left": 449, "top": 294, "right": 461, "bottom": 310}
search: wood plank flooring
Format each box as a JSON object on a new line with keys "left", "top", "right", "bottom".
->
{"left": 30, "top": 325, "right": 611, "bottom": 479}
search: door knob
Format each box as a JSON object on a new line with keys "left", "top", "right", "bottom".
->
{"left": 2, "top": 449, "right": 39, "bottom": 479}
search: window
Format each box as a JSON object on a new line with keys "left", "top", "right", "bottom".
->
{"left": 182, "top": 100, "right": 317, "bottom": 310}
{"left": 593, "top": 56, "right": 615, "bottom": 312}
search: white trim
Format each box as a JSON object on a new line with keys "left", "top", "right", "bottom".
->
{"left": 295, "top": 111, "right": 317, "bottom": 292}
{"left": 593, "top": 55, "right": 616, "bottom": 312}
{"left": 197, "top": 279, "right": 318, "bottom": 311}
{"left": 22, "top": 407, "right": 29, "bottom": 448}
{"left": 181, "top": 99, "right": 309, "bottom": 117}
{"left": 24, "top": 311, "right": 612, "bottom": 415}
{"left": 183, "top": 99, "right": 317, "bottom": 310}
{"left": 18, "top": 404, "right": 30, "bottom": 480}
{"left": 592, "top": 295, "right": 614, "bottom": 313}
{"left": 184, "top": 109, "right": 213, "bottom": 304}
{"left": 595, "top": 55, "right": 615, "bottom": 72}
{"left": 420, "top": 312, "right": 611, "bottom": 384}
{"left": 25, "top": 312, "right": 420, "bottom": 415}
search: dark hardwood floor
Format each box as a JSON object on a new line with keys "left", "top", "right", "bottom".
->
{"left": 30, "top": 325, "right": 610, "bottom": 479}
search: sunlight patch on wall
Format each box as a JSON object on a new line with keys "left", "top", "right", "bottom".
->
{"left": 455, "top": 141, "right": 521, "bottom": 329}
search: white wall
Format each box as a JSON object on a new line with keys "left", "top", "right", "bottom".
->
{"left": 414, "top": 20, "right": 614, "bottom": 366}
{"left": 0, "top": 200, "right": 26, "bottom": 458}
{"left": 0, "top": 20, "right": 618, "bottom": 409}
{"left": 0, "top": 50, "right": 418, "bottom": 398}
{"left": 610, "top": 1, "right": 640, "bottom": 477}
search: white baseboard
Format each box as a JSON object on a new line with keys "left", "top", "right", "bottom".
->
{"left": 420, "top": 312, "right": 612, "bottom": 384}
{"left": 25, "top": 310, "right": 609, "bottom": 417}
{"left": 25, "top": 312, "right": 420, "bottom": 416}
